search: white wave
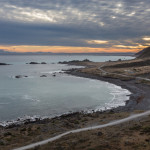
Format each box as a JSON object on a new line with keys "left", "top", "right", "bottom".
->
{"left": 10, "top": 75, "right": 16, "bottom": 79}
{"left": 0, "top": 111, "right": 82, "bottom": 127}
{"left": 93, "top": 83, "right": 131, "bottom": 112}
{"left": 25, "top": 76, "right": 34, "bottom": 79}
{"left": 22, "top": 95, "right": 40, "bottom": 102}
{"left": 0, "top": 115, "right": 44, "bottom": 127}
{"left": 41, "top": 70, "right": 64, "bottom": 74}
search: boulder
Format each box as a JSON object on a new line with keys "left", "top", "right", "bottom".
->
{"left": 15, "top": 75, "right": 28, "bottom": 78}
{"left": 97, "top": 131, "right": 103, "bottom": 136}
{"left": 40, "top": 75, "right": 47, "bottom": 77}
{"left": 27, "top": 62, "right": 47, "bottom": 64}
{"left": 29, "top": 62, "right": 39, "bottom": 64}
{"left": 15, "top": 75, "right": 23, "bottom": 78}
{"left": 0, "top": 63, "right": 10, "bottom": 65}
{"left": 41, "top": 62, "right": 47, "bottom": 64}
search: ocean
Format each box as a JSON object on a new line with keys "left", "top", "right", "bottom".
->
{"left": 0, "top": 55, "right": 133, "bottom": 124}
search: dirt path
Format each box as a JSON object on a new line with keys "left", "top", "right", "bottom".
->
{"left": 13, "top": 110, "right": 150, "bottom": 150}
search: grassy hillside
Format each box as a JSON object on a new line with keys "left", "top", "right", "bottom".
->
{"left": 137, "top": 47, "right": 150, "bottom": 58}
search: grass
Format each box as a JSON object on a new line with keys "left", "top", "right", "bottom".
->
{"left": 129, "top": 125, "right": 142, "bottom": 131}
{"left": 4, "top": 132, "right": 12, "bottom": 136}
{"left": 142, "top": 126, "right": 150, "bottom": 133}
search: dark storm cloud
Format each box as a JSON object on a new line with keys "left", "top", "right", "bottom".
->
{"left": 0, "top": 0, "right": 150, "bottom": 48}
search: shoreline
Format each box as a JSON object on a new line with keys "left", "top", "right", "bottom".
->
{"left": 1, "top": 59, "right": 150, "bottom": 150}
{"left": 0, "top": 66, "right": 148, "bottom": 128}
{"left": 66, "top": 68, "right": 150, "bottom": 112}
{"left": 0, "top": 71, "right": 131, "bottom": 128}
{"left": 0, "top": 68, "right": 130, "bottom": 128}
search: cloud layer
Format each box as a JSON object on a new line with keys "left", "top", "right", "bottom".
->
{"left": 0, "top": 0, "right": 150, "bottom": 51}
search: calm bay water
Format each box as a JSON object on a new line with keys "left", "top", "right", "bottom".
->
{"left": 0, "top": 55, "right": 133, "bottom": 122}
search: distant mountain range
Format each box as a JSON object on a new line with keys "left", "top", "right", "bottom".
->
{"left": 0, "top": 49, "right": 53, "bottom": 55}
{"left": 0, "top": 49, "right": 135, "bottom": 56}
{"left": 136, "top": 46, "right": 150, "bottom": 58}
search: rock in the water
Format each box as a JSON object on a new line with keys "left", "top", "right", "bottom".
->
{"left": 41, "top": 62, "right": 47, "bottom": 64}
{"left": 52, "top": 74, "right": 56, "bottom": 77}
{"left": 27, "top": 62, "right": 47, "bottom": 64}
{"left": 83, "top": 59, "right": 91, "bottom": 62}
{"left": 29, "top": 62, "right": 39, "bottom": 64}
{"left": 58, "top": 59, "right": 91, "bottom": 65}
{"left": 0, "top": 63, "right": 10, "bottom": 65}
{"left": 15, "top": 75, "right": 23, "bottom": 78}
{"left": 15, "top": 75, "right": 28, "bottom": 78}
{"left": 40, "top": 75, "right": 47, "bottom": 77}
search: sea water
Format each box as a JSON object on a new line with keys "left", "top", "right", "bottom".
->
{"left": 0, "top": 55, "right": 133, "bottom": 122}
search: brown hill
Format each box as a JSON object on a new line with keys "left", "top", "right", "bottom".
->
{"left": 137, "top": 46, "right": 150, "bottom": 58}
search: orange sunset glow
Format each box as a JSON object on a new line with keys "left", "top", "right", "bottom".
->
{"left": 0, "top": 0, "right": 150, "bottom": 53}
{"left": 0, "top": 45, "right": 145, "bottom": 53}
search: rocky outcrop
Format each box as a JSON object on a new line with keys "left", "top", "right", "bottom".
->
{"left": 29, "top": 62, "right": 39, "bottom": 64}
{"left": 41, "top": 62, "right": 47, "bottom": 64}
{"left": 27, "top": 62, "right": 47, "bottom": 64}
{"left": 40, "top": 75, "right": 47, "bottom": 77}
{"left": 15, "top": 75, "right": 28, "bottom": 78}
{"left": 136, "top": 46, "right": 150, "bottom": 58}
{"left": 59, "top": 59, "right": 91, "bottom": 64}
{"left": 0, "top": 63, "right": 10, "bottom": 65}
{"left": 52, "top": 74, "right": 56, "bottom": 77}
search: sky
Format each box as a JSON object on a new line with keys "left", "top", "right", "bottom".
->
{"left": 0, "top": 0, "right": 150, "bottom": 53}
